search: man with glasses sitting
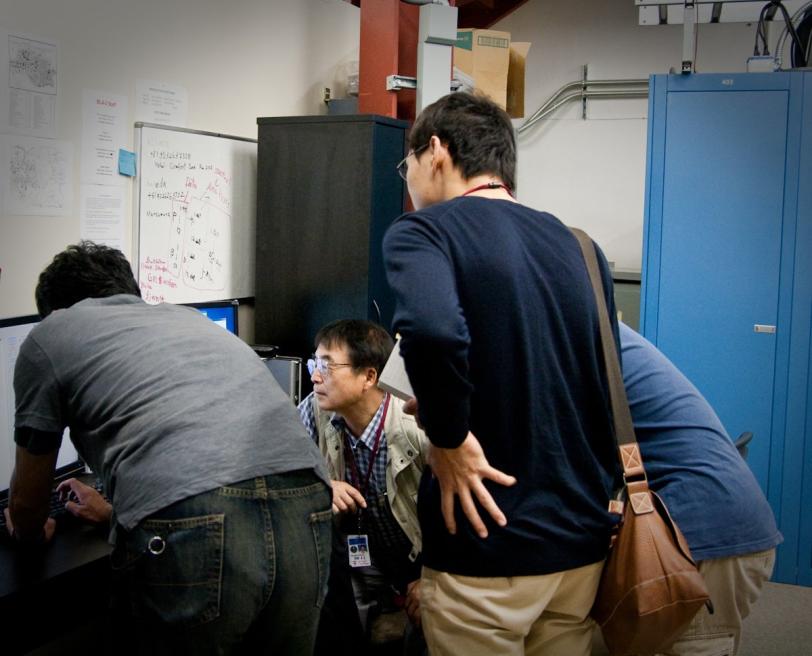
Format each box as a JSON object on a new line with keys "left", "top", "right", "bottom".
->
{"left": 299, "top": 319, "right": 428, "bottom": 653}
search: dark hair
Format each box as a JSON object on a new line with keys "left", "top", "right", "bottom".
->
{"left": 35, "top": 240, "right": 141, "bottom": 317}
{"left": 314, "top": 320, "right": 394, "bottom": 377}
{"left": 409, "top": 91, "right": 517, "bottom": 192}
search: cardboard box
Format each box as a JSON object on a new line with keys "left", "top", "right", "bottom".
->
{"left": 453, "top": 29, "right": 530, "bottom": 118}
{"left": 507, "top": 42, "right": 531, "bottom": 119}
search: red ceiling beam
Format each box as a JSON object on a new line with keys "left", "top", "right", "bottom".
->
{"left": 358, "top": 0, "right": 458, "bottom": 120}
{"left": 456, "top": 0, "right": 531, "bottom": 28}
{"left": 396, "top": 3, "right": 420, "bottom": 122}
{"left": 358, "top": 0, "right": 400, "bottom": 117}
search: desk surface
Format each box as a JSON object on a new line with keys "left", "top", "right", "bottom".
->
{"left": 0, "top": 477, "right": 113, "bottom": 655}
{"left": 0, "top": 519, "right": 111, "bottom": 598}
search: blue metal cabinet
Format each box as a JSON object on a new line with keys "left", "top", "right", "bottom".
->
{"left": 790, "top": 73, "right": 812, "bottom": 586}
{"left": 641, "top": 72, "right": 811, "bottom": 584}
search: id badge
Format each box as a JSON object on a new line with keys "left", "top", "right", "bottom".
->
{"left": 347, "top": 534, "right": 372, "bottom": 568}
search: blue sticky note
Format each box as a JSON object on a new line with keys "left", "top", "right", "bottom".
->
{"left": 119, "top": 149, "right": 136, "bottom": 177}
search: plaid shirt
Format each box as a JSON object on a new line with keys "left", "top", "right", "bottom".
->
{"left": 299, "top": 393, "right": 414, "bottom": 569}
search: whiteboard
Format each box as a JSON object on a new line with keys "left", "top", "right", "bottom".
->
{"left": 133, "top": 123, "right": 256, "bottom": 304}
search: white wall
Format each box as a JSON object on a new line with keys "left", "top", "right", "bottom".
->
{"left": 0, "top": 0, "right": 360, "bottom": 318}
{"left": 496, "top": 0, "right": 769, "bottom": 270}
{"left": 0, "top": 0, "right": 788, "bottom": 314}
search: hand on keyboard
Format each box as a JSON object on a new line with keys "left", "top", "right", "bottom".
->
{"left": 3, "top": 506, "right": 56, "bottom": 544}
{"left": 56, "top": 478, "right": 112, "bottom": 525}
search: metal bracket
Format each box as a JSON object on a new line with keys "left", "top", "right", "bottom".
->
{"left": 637, "top": 0, "right": 804, "bottom": 72}
{"left": 682, "top": 0, "right": 698, "bottom": 73}
{"left": 417, "top": 3, "right": 458, "bottom": 112}
{"left": 386, "top": 75, "right": 418, "bottom": 92}
{"left": 581, "top": 65, "right": 588, "bottom": 120}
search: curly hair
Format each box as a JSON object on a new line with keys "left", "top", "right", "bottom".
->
{"left": 35, "top": 241, "right": 141, "bottom": 317}
{"left": 314, "top": 319, "right": 394, "bottom": 377}
{"left": 408, "top": 91, "right": 517, "bottom": 192}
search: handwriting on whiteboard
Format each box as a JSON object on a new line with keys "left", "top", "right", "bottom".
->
{"left": 139, "top": 146, "right": 232, "bottom": 304}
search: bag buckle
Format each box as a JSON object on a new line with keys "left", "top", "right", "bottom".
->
{"left": 622, "top": 471, "right": 648, "bottom": 486}
{"left": 608, "top": 499, "right": 625, "bottom": 515}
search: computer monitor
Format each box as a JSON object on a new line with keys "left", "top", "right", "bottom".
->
{"left": 185, "top": 300, "right": 239, "bottom": 336}
{"left": 0, "top": 316, "right": 81, "bottom": 498}
{"left": 264, "top": 356, "right": 302, "bottom": 405}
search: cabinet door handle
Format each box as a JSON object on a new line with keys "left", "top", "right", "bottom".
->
{"left": 754, "top": 324, "right": 776, "bottom": 334}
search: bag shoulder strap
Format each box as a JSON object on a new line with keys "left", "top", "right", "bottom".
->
{"left": 570, "top": 228, "right": 645, "bottom": 482}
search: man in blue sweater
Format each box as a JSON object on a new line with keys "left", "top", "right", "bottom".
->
{"left": 619, "top": 323, "right": 780, "bottom": 656}
{"left": 382, "top": 92, "right": 619, "bottom": 655}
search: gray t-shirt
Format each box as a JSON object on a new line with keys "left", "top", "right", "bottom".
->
{"left": 14, "top": 294, "right": 328, "bottom": 531}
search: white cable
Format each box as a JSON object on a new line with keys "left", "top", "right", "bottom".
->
{"left": 775, "top": 0, "right": 812, "bottom": 68}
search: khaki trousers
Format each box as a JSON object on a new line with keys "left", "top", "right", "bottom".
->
{"left": 420, "top": 561, "right": 604, "bottom": 656}
{"left": 659, "top": 548, "right": 776, "bottom": 656}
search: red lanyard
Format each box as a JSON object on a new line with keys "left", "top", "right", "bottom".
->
{"left": 343, "top": 394, "right": 390, "bottom": 500}
{"left": 461, "top": 182, "right": 514, "bottom": 198}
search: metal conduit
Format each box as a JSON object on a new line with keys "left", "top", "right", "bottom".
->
{"left": 518, "top": 77, "right": 649, "bottom": 135}
{"left": 523, "top": 80, "right": 648, "bottom": 126}
{"left": 524, "top": 77, "right": 649, "bottom": 124}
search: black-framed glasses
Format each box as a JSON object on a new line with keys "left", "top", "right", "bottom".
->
{"left": 396, "top": 143, "right": 429, "bottom": 181}
{"left": 307, "top": 355, "right": 353, "bottom": 378}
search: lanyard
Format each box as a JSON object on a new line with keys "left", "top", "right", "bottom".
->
{"left": 461, "top": 181, "right": 514, "bottom": 198}
{"left": 343, "top": 394, "right": 390, "bottom": 501}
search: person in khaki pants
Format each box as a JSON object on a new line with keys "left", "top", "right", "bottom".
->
{"left": 382, "top": 92, "right": 620, "bottom": 655}
{"left": 618, "top": 323, "right": 780, "bottom": 656}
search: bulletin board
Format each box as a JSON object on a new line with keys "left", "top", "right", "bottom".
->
{"left": 133, "top": 123, "right": 257, "bottom": 304}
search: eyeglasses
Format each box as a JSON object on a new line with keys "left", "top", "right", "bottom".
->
{"left": 307, "top": 355, "right": 353, "bottom": 378}
{"left": 396, "top": 143, "right": 429, "bottom": 181}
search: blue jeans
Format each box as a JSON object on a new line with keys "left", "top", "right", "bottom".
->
{"left": 111, "top": 470, "right": 332, "bottom": 655}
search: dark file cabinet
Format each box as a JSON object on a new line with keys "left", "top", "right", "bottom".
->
{"left": 255, "top": 114, "right": 407, "bottom": 362}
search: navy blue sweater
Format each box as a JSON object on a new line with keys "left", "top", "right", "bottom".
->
{"left": 383, "top": 197, "right": 620, "bottom": 576}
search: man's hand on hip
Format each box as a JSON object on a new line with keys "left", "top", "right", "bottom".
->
{"left": 428, "top": 432, "right": 516, "bottom": 538}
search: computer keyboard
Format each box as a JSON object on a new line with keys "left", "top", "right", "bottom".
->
{"left": 0, "top": 479, "right": 104, "bottom": 530}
